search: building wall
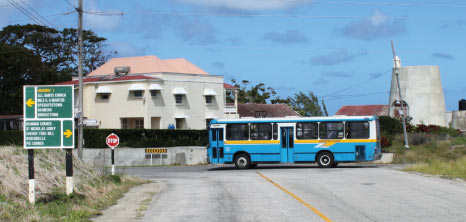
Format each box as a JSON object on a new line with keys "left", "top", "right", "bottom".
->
{"left": 388, "top": 66, "right": 447, "bottom": 126}
{"left": 452, "top": 111, "right": 466, "bottom": 131}
{"left": 82, "top": 73, "right": 224, "bottom": 129}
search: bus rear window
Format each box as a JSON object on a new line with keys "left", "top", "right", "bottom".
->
{"left": 319, "top": 122, "right": 344, "bottom": 139}
{"left": 226, "top": 124, "right": 249, "bottom": 140}
{"left": 345, "top": 121, "right": 369, "bottom": 139}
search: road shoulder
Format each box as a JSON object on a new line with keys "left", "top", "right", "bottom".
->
{"left": 91, "top": 181, "right": 166, "bottom": 222}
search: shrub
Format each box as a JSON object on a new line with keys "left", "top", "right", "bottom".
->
{"left": 381, "top": 136, "right": 391, "bottom": 148}
{"left": 379, "top": 116, "right": 403, "bottom": 136}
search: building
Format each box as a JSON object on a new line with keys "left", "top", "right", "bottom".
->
{"left": 57, "top": 55, "right": 238, "bottom": 129}
{"left": 0, "top": 115, "right": 22, "bottom": 131}
{"left": 238, "top": 104, "right": 300, "bottom": 118}
{"left": 335, "top": 105, "right": 388, "bottom": 116}
{"left": 388, "top": 57, "right": 447, "bottom": 126}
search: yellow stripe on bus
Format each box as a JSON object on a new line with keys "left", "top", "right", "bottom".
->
{"left": 225, "top": 140, "right": 280, "bottom": 145}
{"left": 224, "top": 139, "right": 376, "bottom": 145}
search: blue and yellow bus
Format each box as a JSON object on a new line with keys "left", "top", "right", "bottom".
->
{"left": 208, "top": 116, "right": 382, "bottom": 169}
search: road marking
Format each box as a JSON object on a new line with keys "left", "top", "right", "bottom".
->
{"left": 256, "top": 172, "right": 332, "bottom": 222}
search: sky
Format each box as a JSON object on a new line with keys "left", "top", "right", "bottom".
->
{"left": 0, "top": 0, "right": 465, "bottom": 115}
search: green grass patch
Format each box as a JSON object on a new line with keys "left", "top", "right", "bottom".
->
{"left": 386, "top": 134, "right": 466, "bottom": 180}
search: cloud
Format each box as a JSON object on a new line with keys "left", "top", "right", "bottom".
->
{"left": 177, "top": 0, "right": 309, "bottom": 11}
{"left": 225, "top": 37, "right": 243, "bottom": 46}
{"left": 84, "top": 0, "right": 123, "bottom": 32}
{"left": 312, "top": 77, "right": 329, "bottom": 85}
{"left": 310, "top": 49, "right": 366, "bottom": 66}
{"left": 109, "top": 41, "right": 148, "bottom": 57}
{"left": 212, "top": 61, "right": 225, "bottom": 69}
{"left": 322, "top": 71, "right": 352, "bottom": 78}
{"left": 441, "top": 19, "right": 466, "bottom": 29}
{"left": 433, "top": 52, "right": 454, "bottom": 60}
{"left": 338, "top": 9, "right": 406, "bottom": 40}
{"left": 173, "top": 17, "right": 219, "bottom": 45}
{"left": 262, "top": 29, "right": 309, "bottom": 44}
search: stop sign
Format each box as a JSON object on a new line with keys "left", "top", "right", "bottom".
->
{"left": 106, "top": 133, "right": 119, "bottom": 148}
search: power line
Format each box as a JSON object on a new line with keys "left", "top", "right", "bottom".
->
{"left": 21, "top": 0, "right": 57, "bottom": 28}
{"left": 0, "top": 0, "right": 29, "bottom": 7}
{"left": 5, "top": 11, "right": 75, "bottom": 24}
{"left": 6, "top": 0, "right": 45, "bottom": 25}
{"left": 319, "top": 69, "right": 391, "bottom": 99}
{"left": 84, "top": 11, "right": 123, "bottom": 16}
{"left": 63, "top": 0, "right": 76, "bottom": 9}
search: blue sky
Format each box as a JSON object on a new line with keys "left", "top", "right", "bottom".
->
{"left": 1, "top": 0, "right": 465, "bottom": 114}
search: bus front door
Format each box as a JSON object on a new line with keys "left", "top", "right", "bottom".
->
{"left": 280, "top": 127, "right": 294, "bottom": 163}
{"left": 210, "top": 128, "right": 224, "bottom": 164}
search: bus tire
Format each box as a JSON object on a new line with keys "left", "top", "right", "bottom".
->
{"left": 317, "top": 152, "right": 334, "bottom": 168}
{"left": 235, "top": 154, "right": 251, "bottom": 169}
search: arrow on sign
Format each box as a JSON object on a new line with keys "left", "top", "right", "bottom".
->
{"left": 26, "top": 99, "right": 35, "bottom": 107}
{"left": 63, "top": 129, "right": 73, "bottom": 138}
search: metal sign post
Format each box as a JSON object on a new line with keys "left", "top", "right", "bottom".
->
{"left": 106, "top": 133, "right": 119, "bottom": 175}
{"left": 23, "top": 85, "right": 75, "bottom": 203}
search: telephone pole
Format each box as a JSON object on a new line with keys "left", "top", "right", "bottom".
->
{"left": 77, "top": 0, "right": 84, "bottom": 158}
{"left": 391, "top": 40, "right": 409, "bottom": 149}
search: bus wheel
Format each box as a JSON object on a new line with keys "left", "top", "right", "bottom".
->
{"left": 317, "top": 152, "right": 334, "bottom": 168}
{"left": 235, "top": 154, "right": 251, "bottom": 169}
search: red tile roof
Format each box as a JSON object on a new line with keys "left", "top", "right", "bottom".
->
{"left": 335, "top": 105, "right": 388, "bottom": 116}
{"left": 55, "top": 75, "right": 158, "bottom": 85}
{"left": 238, "top": 104, "right": 300, "bottom": 118}
{"left": 223, "top": 83, "right": 236, "bottom": 89}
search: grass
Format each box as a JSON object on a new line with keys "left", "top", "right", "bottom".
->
{"left": 0, "top": 146, "right": 146, "bottom": 222}
{"left": 385, "top": 135, "right": 466, "bottom": 180}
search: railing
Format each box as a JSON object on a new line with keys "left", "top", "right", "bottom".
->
{"left": 224, "top": 103, "right": 237, "bottom": 114}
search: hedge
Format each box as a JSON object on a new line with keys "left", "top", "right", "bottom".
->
{"left": 0, "top": 129, "right": 208, "bottom": 148}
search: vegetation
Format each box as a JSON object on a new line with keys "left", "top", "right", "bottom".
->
{"left": 229, "top": 79, "right": 328, "bottom": 116}
{"left": 0, "top": 146, "right": 145, "bottom": 221}
{"left": 0, "top": 129, "right": 208, "bottom": 148}
{"left": 386, "top": 134, "right": 466, "bottom": 180}
{"left": 0, "top": 24, "right": 116, "bottom": 115}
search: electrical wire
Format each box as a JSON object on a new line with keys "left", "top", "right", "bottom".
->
{"left": 6, "top": 0, "right": 45, "bottom": 25}
{"left": 21, "top": 0, "right": 57, "bottom": 28}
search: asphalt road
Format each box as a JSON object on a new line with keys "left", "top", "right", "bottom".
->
{"left": 122, "top": 164, "right": 466, "bottom": 222}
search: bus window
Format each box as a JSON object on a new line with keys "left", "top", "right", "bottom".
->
{"left": 273, "top": 123, "right": 278, "bottom": 140}
{"left": 212, "top": 130, "right": 217, "bottom": 141}
{"left": 250, "top": 123, "right": 272, "bottom": 140}
{"left": 226, "top": 124, "right": 249, "bottom": 140}
{"left": 296, "top": 122, "right": 318, "bottom": 139}
{"left": 319, "top": 122, "right": 344, "bottom": 139}
{"left": 345, "top": 122, "right": 369, "bottom": 139}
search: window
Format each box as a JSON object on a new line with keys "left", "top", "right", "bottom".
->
{"left": 175, "top": 95, "right": 183, "bottom": 104}
{"left": 121, "top": 119, "right": 128, "bottom": 129}
{"left": 255, "top": 111, "right": 267, "bottom": 118}
{"left": 176, "top": 118, "right": 186, "bottom": 129}
{"left": 319, "top": 122, "right": 344, "bottom": 139}
{"left": 250, "top": 123, "right": 272, "bottom": 140}
{"left": 273, "top": 123, "right": 278, "bottom": 140}
{"left": 205, "top": 95, "right": 212, "bottom": 104}
{"left": 133, "top": 90, "right": 143, "bottom": 98}
{"left": 135, "top": 119, "right": 144, "bottom": 129}
{"left": 226, "top": 124, "right": 249, "bottom": 140}
{"left": 296, "top": 122, "right": 318, "bottom": 139}
{"left": 150, "top": 90, "right": 157, "bottom": 97}
{"left": 345, "top": 121, "right": 369, "bottom": 139}
{"left": 100, "top": 94, "right": 109, "bottom": 100}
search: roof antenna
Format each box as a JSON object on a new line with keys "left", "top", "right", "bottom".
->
{"left": 391, "top": 40, "right": 409, "bottom": 149}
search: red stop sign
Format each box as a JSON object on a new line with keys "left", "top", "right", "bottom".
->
{"left": 106, "top": 133, "right": 119, "bottom": 148}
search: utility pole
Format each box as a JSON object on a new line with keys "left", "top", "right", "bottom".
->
{"left": 77, "top": 0, "right": 84, "bottom": 158}
{"left": 391, "top": 40, "right": 409, "bottom": 149}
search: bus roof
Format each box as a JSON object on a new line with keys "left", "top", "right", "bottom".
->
{"left": 212, "top": 116, "right": 377, "bottom": 124}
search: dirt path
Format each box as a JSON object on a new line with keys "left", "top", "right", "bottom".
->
{"left": 92, "top": 181, "right": 166, "bottom": 222}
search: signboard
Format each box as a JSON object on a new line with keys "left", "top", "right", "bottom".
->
{"left": 106, "top": 133, "right": 119, "bottom": 148}
{"left": 83, "top": 119, "right": 99, "bottom": 126}
{"left": 145, "top": 148, "right": 168, "bottom": 154}
{"left": 23, "top": 85, "right": 74, "bottom": 149}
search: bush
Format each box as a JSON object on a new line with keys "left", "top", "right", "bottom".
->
{"left": 379, "top": 116, "right": 403, "bottom": 136}
{"left": 0, "top": 129, "right": 208, "bottom": 148}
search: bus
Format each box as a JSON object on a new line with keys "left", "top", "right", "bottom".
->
{"left": 207, "top": 116, "right": 382, "bottom": 169}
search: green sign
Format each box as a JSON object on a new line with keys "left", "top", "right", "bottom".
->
{"left": 23, "top": 85, "right": 75, "bottom": 149}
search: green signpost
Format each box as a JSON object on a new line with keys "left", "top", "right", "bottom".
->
{"left": 23, "top": 85, "right": 75, "bottom": 149}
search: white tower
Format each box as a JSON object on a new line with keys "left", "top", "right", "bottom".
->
{"left": 388, "top": 60, "right": 447, "bottom": 127}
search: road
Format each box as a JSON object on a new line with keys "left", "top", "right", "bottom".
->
{"left": 122, "top": 164, "right": 466, "bottom": 222}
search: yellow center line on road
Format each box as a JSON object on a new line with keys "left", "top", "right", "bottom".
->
{"left": 256, "top": 172, "right": 332, "bottom": 222}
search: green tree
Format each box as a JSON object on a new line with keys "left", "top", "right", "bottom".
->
{"left": 289, "top": 91, "right": 328, "bottom": 117}
{"left": 230, "top": 79, "right": 279, "bottom": 104}
{"left": 0, "top": 24, "right": 115, "bottom": 115}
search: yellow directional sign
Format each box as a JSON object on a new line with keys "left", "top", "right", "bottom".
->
{"left": 26, "top": 98, "right": 35, "bottom": 107}
{"left": 145, "top": 148, "right": 168, "bottom": 154}
{"left": 63, "top": 129, "right": 73, "bottom": 138}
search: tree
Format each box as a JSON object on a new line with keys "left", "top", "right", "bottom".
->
{"left": 230, "top": 79, "right": 279, "bottom": 104}
{"left": 0, "top": 24, "right": 115, "bottom": 115}
{"left": 289, "top": 91, "right": 328, "bottom": 117}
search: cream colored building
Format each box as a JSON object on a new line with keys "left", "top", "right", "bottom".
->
{"left": 58, "top": 55, "right": 238, "bottom": 129}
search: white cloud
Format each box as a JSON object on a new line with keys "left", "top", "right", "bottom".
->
{"left": 178, "top": 0, "right": 310, "bottom": 11}
{"left": 370, "top": 9, "right": 388, "bottom": 26}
